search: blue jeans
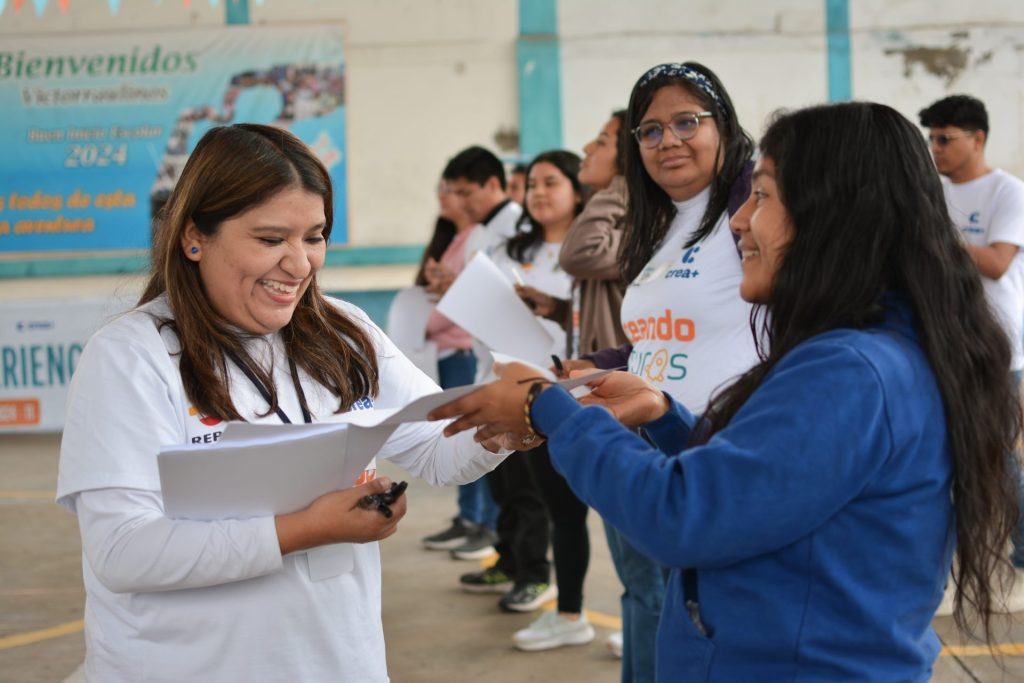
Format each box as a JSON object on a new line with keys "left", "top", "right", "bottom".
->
{"left": 439, "top": 350, "right": 498, "bottom": 530}
{"left": 1012, "top": 371, "right": 1024, "bottom": 568}
{"left": 604, "top": 519, "right": 666, "bottom": 683}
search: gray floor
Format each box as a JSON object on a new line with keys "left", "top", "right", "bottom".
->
{"left": 1, "top": 432, "right": 1021, "bottom": 682}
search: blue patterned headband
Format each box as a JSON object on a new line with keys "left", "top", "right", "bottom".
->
{"left": 637, "top": 63, "right": 727, "bottom": 116}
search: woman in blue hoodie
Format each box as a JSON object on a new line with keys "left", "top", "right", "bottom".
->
{"left": 430, "top": 101, "right": 1021, "bottom": 681}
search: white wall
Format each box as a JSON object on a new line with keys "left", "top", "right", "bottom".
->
{"left": 2, "top": 0, "right": 1023, "bottom": 249}
{"left": 849, "top": 0, "right": 1024, "bottom": 176}
{"left": 559, "top": 0, "right": 828, "bottom": 155}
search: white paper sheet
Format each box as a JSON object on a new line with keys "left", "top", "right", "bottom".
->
{"left": 158, "top": 382, "right": 488, "bottom": 523}
{"left": 158, "top": 425, "right": 363, "bottom": 521}
{"left": 385, "top": 286, "right": 439, "bottom": 383}
{"left": 488, "top": 351, "right": 622, "bottom": 397}
{"left": 436, "top": 252, "right": 554, "bottom": 368}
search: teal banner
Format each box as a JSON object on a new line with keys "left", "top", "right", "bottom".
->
{"left": 0, "top": 25, "right": 347, "bottom": 254}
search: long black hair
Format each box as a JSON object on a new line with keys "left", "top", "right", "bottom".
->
{"left": 611, "top": 108, "right": 628, "bottom": 176}
{"left": 506, "top": 150, "right": 584, "bottom": 264}
{"left": 702, "top": 101, "right": 1021, "bottom": 641}
{"left": 414, "top": 217, "right": 456, "bottom": 286}
{"left": 619, "top": 61, "right": 754, "bottom": 282}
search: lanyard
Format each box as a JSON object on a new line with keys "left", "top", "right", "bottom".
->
{"left": 224, "top": 348, "right": 313, "bottom": 424}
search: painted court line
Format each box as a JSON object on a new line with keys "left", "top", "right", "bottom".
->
{"left": 0, "top": 620, "right": 83, "bottom": 650}
{"left": 1, "top": 516, "right": 1017, "bottom": 657}
{"left": 0, "top": 614, "right": 1021, "bottom": 658}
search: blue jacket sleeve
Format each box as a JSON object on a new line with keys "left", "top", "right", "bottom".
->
{"left": 640, "top": 394, "right": 700, "bottom": 452}
{"left": 534, "top": 339, "right": 894, "bottom": 569}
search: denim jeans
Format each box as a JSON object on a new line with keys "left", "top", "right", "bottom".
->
{"left": 604, "top": 519, "right": 667, "bottom": 683}
{"left": 439, "top": 350, "right": 498, "bottom": 530}
{"left": 1012, "top": 370, "right": 1024, "bottom": 568}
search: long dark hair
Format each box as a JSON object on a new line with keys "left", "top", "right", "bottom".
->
{"left": 415, "top": 217, "right": 456, "bottom": 286}
{"left": 506, "top": 150, "right": 584, "bottom": 263}
{"left": 142, "top": 124, "right": 379, "bottom": 420}
{"left": 611, "top": 108, "right": 628, "bottom": 176}
{"left": 619, "top": 61, "right": 754, "bottom": 282}
{"left": 702, "top": 102, "right": 1021, "bottom": 641}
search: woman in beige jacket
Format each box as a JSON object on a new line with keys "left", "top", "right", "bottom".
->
{"left": 509, "top": 111, "right": 632, "bottom": 657}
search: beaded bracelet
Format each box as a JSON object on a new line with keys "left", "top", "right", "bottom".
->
{"left": 522, "top": 381, "right": 548, "bottom": 443}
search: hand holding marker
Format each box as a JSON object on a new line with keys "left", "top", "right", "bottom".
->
{"left": 357, "top": 481, "right": 408, "bottom": 518}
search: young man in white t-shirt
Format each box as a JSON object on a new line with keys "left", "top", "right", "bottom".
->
{"left": 442, "top": 145, "right": 523, "bottom": 263}
{"left": 920, "top": 94, "right": 1024, "bottom": 613}
{"left": 421, "top": 146, "right": 522, "bottom": 562}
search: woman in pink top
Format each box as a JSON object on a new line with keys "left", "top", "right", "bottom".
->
{"left": 418, "top": 179, "right": 500, "bottom": 557}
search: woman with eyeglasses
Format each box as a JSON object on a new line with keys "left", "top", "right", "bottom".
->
{"left": 552, "top": 61, "right": 757, "bottom": 682}
{"left": 431, "top": 101, "right": 1021, "bottom": 682}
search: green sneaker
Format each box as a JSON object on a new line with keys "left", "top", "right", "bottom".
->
{"left": 459, "top": 567, "right": 514, "bottom": 594}
{"left": 499, "top": 582, "right": 557, "bottom": 612}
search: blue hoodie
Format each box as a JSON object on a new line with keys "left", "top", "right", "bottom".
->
{"left": 534, "top": 300, "right": 954, "bottom": 682}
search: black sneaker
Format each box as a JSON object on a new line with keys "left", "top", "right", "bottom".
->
{"left": 459, "top": 567, "right": 514, "bottom": 594}
{"left": 422, "top": 517, "right": 473, "bottom": 550}
{"left": 449, "top": 527, "right": 499, "bottom": 560}
{"left": 498, "top": 582, "right": 557, "bottom": 612}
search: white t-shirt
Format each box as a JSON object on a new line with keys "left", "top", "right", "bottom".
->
{"left": 463, "top": 200, "right": 522, "bottom": 265}
{"left": 619, "top": 189, "right": 759, "bottom": 413}
{"left": 944, "top": 169, "right": 1024, "bottom": 370}
{"left": 56, "top": 295, "right": 505, "bottom": 683}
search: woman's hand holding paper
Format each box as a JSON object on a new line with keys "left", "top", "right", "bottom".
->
{"left": 576, "top": 370, "right": 670, "bottom": 428}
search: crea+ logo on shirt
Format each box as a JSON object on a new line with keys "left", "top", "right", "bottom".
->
{"left": 666, "top": 245, "right": 702, "bottom": 279}
{"left": 351, "top": 396, "right": 374, "bottom": 411}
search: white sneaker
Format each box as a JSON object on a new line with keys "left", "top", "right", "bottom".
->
{"left": 606, "top": 631, "right": 623, "bottom": 658}
{"left": 997, "top": 568, "right": 1024, "bottom": 613}
{"left": 513, "top": 611, "right": 596, "bottom": 651}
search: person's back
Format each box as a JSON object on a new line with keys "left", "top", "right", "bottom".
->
{"left": 920, "top": 94, "right": 1024, "bottom": 612}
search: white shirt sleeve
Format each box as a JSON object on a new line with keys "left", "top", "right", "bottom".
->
{"left": 383, "top": 425, "right": 508, "bottom": 486}
{"left": 330, "top": 298, "right": 509, "bottom": 485}
{"left": 988, "top": 172, "right": 1024, "bottom": 247}
{"left": 75, "top": 487, "right": 283, "bottom": 594}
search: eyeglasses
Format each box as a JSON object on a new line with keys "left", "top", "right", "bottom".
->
{"left": 929, "top": 131, "right": 973, "bottom": 147}
{"left": 632, "top": 111, "right": 713, "bottom": 148}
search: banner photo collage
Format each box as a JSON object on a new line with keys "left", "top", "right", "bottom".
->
{"left": 0, "top": 24, "right": 347, "bottom": 254}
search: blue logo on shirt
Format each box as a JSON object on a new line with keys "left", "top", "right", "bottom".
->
{"left": 351, "top": 396, "right": 374, "bottom": 411}
{"left": 665, "top": 246, "right": 701, "bottom": 279}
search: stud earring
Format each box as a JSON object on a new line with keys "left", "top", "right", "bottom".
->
{"left": 190, "top": 246, "right": 199, "bottom": 254}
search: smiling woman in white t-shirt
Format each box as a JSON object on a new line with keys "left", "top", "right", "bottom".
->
{"left": 56, "top": 124, "right": 510, "bottom": 683}
{"left": 557, "top": 61, "right": 758, "bottom": 680}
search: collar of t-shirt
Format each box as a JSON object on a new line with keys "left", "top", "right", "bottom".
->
{"left": 481, "top": 198, "right": 512, "bottom": 227}
{"left": 671, "top": 185, "right": 711, "bottom": 221}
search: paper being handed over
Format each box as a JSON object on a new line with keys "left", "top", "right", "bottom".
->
{"left": 157, "top": 382, "right": 484, "bottom": 522}
{"left": 156, "top": 382, "right": 486, "bottom": 581}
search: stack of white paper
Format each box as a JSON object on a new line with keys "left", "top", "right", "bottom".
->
{"left": 157, "top": 383, "right": 484, "bottom": 521}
